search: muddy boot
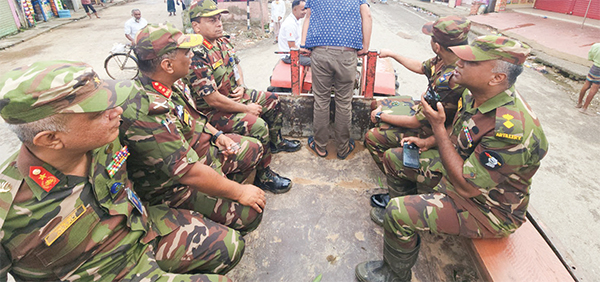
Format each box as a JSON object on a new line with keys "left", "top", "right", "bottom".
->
{"left": 355, "top": 236, "right": 420, "bottom": 282}
{"left": 370, "top": 206, "right": 386, "bottom": 227}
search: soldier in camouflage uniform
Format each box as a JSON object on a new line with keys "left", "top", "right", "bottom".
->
{"left": 120, "top": 23, "right": 266, "bottom": 234}
{"left": 182, "top": 0, "right": 300, "bottom": 194}
{"left": 0, "top": 61, "right": 243, "bottom": 281}
{"left": 366, "top": 16, "right": 471, "bottom": 224}
{"left": 355, "top": 36, "right": 548, "bottom": 282}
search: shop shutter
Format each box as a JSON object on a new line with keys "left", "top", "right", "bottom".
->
{"left": 0, "top": 0, "right": 19, "bottom": 38}
{"left": 533, "top": 0, "right": 573, "bottom": 14}
{"left": 571, "top": 0, "right": 600, "bottom": 20}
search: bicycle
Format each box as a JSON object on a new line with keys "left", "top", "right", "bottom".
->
{"left": 104, "top": 44, "right": 139, "bottom": 80}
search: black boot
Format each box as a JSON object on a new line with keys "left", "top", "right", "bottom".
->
{"left": 355, "top": 236, "right": 420, "bottom": 282}
{"left": 371, "top": 193, "right": 391, "bottom": 208}
{"left": 370, "top": 178, "right": 417, "bottom": 226}
{"left": 254, "top": 166, "right": 292, "bottom": 194}
{"left": 270, "top": 131, "right": 301, "bottom": 153}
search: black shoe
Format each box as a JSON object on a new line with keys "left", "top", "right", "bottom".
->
{"left": 255, "top": 167, "right": 292, "bottom": 194}
{"left": 370, "top": 206, "right": 385, "bottom": 226}
{"left": 270, "top": 139, "right": 301, "bottom": 153}
{"left": 370, "top": 193, "right": 390, "bottom": 208}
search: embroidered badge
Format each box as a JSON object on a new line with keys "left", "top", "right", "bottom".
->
{"left": 44, "top": 204, "right": 86, "bottom": 246}
{"left": 110, "top": 182, "right": 123, "bottom": 195}
{"left": 457, "top": 97, "right": 463, "bottom": 112}
{"left": 479, "top": 150, "right": 504, "bottom": 170}
{"left": 126, "top": 188, "right": 144, "bottom": 214}
{"left": 29, "top": 166, "right": 59, "bottom": 192}
{"left": 107, "top": 146, "right": 130, "bottom": 177}
{"left": 495, "top": 132, "right": 522, "bottom": 141}
{"left": 152, "top": 81, "right": 172, "bottom": 99}
{"left": 212, "top": 59, "right": 223, "bottom": 69}
{"left": 0, "top": 181, "right": 11, "bottom": 193}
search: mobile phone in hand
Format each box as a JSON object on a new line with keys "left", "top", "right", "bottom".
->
{"left": 403, "top": 142, "right": 420, "bottom": 169}
{"left": 424, "top": 87, "right": 440, "bottom": 111}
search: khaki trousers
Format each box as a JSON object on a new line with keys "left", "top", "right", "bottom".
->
{"left": 310, "top": 47, "right": 357, "bottom": 153}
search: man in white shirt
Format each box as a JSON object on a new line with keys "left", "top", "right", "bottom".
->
{"left": 270, "top": 0, "right": 286, "bottom": 43}
{"left": 278, "top": 0, "right": 310, "bottom": 66}
{"left": 124, "top": 9, "right": 148, "bottom": 45}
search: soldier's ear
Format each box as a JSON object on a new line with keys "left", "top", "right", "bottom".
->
{"left": 160, "top": 58, "right": 175, "bottom": 74}
{"left": 33, "top": 131, "right": 65, "bottom": 150}
{"left": 489, "top": 72, "right": 507, "bottom": 86}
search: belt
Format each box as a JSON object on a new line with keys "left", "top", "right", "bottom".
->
{"left": 314, "top": 46, "right": 356, "bottom": 51}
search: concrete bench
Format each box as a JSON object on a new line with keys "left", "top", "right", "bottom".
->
{"left": 469, "top": 213, "right": 580, "bottom": 282}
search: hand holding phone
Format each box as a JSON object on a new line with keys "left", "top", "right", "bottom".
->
{"left": 424, "top": 86, "right": 440, "bottom": 111}
{"left": 403, "top": 142, "right": 420, "bottom": 169}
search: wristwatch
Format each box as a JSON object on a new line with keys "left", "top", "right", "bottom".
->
{"left": 375, "top": 111, "right": 383, "bottom": 123}
{"left": 211, "top": 130, "right": 223, "bottom": 144}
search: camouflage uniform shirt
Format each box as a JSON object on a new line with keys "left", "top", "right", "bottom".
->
{"left": 0, "top": 139, "right": 167, "bottom": 281}
{"left": 414, "top": 56, "right": 466, "bottom": 136}
{"left": 120, "top": 75, "right": 213, "bottom": 205}
{"left": 185, "top": 38, "right": 240, "bottom": 113}
{"left": 437, "top": 86, "right": 548, "bottom": 235}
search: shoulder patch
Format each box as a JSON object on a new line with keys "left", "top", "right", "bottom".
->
{"left": 495, "top": 107, "right": 524, "bottom": 143}
{"left": 148, "top": 96, "right": 171, "bottom": 116}
{"left": 479, "top": 150, "right": 504, "bottom": 170}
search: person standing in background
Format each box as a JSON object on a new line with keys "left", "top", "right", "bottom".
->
{"left": 300, "top": 0, "right": 372, "bottom": 160}
{"left": 81, "top": 0, "right": 100, "bottom": 18}
{"left": 271, "top": 0, "right": 286, "bottom": 43}
{"left": 576, "top": 42, "right": 600, "bottom": 115}
{"left": 124, "top": 9, "right": 148, "bottom": 45}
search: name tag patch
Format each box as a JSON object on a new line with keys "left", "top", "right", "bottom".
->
{"left": 44, "top": 204, "right": 86, "bottom": 246}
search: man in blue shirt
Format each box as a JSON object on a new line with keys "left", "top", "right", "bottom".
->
{"left": 300, "top": 0, "right": 372, "bottom": 160}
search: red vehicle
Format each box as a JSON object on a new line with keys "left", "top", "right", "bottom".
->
{"left": 267, "top": 49, "right": 398, "bottom": 97}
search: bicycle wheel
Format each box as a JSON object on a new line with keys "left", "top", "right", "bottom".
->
{"left": 104, "top": 53, "right": 139, "bottom": 80}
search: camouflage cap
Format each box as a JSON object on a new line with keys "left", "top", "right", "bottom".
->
{"left": 0, "top": 61, "right": 133, "bottom": 124}
{"left": 449, "top": 35, "right": 531, "bottom": 65}
{"left": 422, "top": 16, "right": 471, "bottom": 46}
{"left": 134, "top": 22, "right": 203, "bottom": 60}
{"left": 188, "top": 0, "right": 229, "bottom": 20}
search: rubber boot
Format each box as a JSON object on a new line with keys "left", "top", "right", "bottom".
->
{"left": 371, "top": 178, "right": 417, "bottom": 226}
{"left": 355, "top": 236, "right": 420, "bottom": 282}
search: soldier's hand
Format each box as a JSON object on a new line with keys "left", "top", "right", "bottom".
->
{"left": 230, "top": 86, "right": 245, "bottom": 102}
{"left": 300, "top": 48, "right": 311, "bottom": 57}
{"left": 371, "top": 105, "right": 382, "bottom": 123}
{"left": 238, "top": 184, "right": 266, "bottom": 213}
{"left": 401, "top": 136, "right": 431, "bottom": 153}
{"left": 421, "top": 93, "right": 445, "bottom": 128}
{"left": 245, "top": 103, "right": 262, "bottom": 116}
{"left": 216, "top": 134, "right": 240, "bottom": 159}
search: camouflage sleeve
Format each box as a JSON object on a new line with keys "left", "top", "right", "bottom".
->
{"left": 422, "top": 57, "right": 434, "bottom": 79}
{"left": 0, "top": 243, "right": 9, "bottom": 280}
{"left": 121, "top": 94, "right": 200, "bottom": 183}
{"left": 187, "top": 47, "right": 218, "bottom": 98}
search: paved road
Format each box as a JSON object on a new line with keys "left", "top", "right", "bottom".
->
{"left": 1, "top": 0, "right": 599, "bottom": 281}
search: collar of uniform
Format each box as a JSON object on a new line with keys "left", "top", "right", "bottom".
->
{"left": 477, "top": 86, "right": 516, "bottom": 114}
{"left": 139, "top": 74, "right": 173, "bottom": 99}
{"left": 16, "top": 145, "right": 67, "bottom": 201}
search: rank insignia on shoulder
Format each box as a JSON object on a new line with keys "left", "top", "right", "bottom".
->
{"left": 479, "top": 150, "right": 504, "bottom": 170}
{"left": 202, "top": 38, "right": 213, "bottom": 49}
{"left": 29, "top": 166, "right": 59, "bottom": 192}
{"left": 457, "top": 97, "right": 463, "bottom": 112}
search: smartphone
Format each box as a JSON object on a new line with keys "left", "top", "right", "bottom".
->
{"left": 403, "top": 142, "right": 420, "bottom": 169}
{"left": 424, "top": 86, "right": 440, "bottom": 111}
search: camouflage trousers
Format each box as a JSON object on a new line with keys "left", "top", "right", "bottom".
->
{"left": 208, "top": 89, "right": 283, "bottom": 168}
{"left": 383, "top": 192, "right": 510, "bottom": 252}
{"left": 120, "top": 208, "right": 243, "bottom": 281}
{"left": 167, "top": 134, "right": 263, "bottom": 234}
{"left": 382, "top": 145, "right": 445, "bottom": 196}
{"left": 364, "top": 125, "right": 419, "bottom": 172}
